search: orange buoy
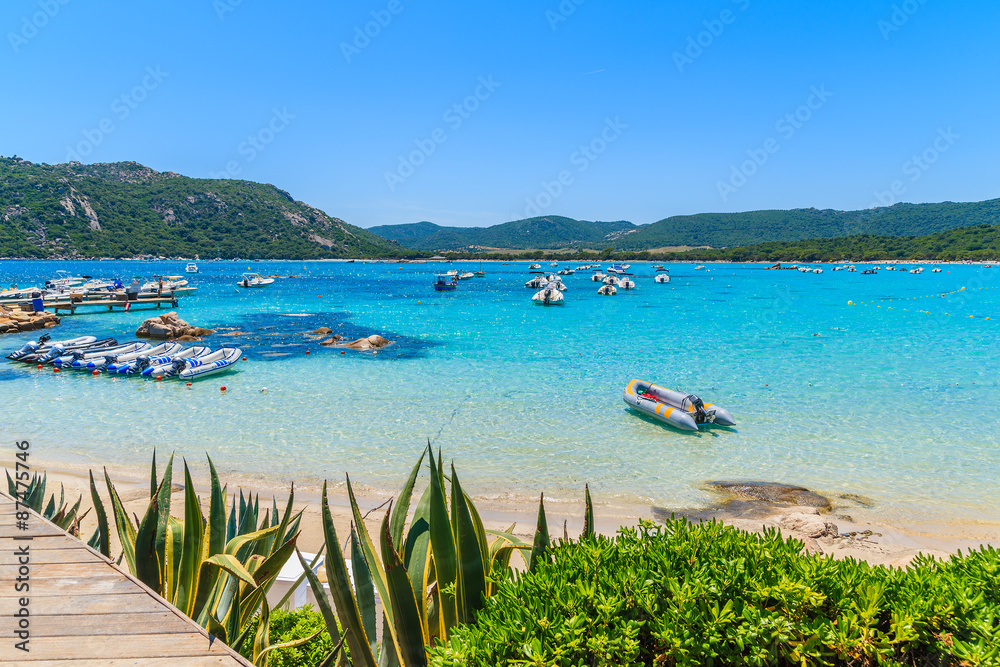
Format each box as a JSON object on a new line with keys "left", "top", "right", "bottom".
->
{"left": 306, "top": 350, "right": 310, "bottom": 355}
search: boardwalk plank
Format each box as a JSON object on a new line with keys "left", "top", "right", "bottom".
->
{"left": 1, "top": 658, "right": 239, "bottom": 667}
{"left": 0, "top": 592, "right": 156, "bottom": 615}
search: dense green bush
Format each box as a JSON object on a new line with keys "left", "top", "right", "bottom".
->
{"left": 240, "top": 605, "right": 336, "bottom": 667}
{"left": 428, "top": 518, "right": 1000, "bottom": 666}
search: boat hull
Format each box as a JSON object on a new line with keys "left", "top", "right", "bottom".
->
{"left": 178, "top": 348, "right": 242, "bottom": 380}
{"left": 623, "top": 379, "right": 735, "bottom": 431}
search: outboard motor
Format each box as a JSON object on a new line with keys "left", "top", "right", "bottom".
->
{"left": 38, "top": 344, "right": 66, "bottom": 363}
{"left": 167, "top": 358, "right": 188, "bottom": 377}
{"left": 132, "top": 356, "right": 152, "bottom": 374}
{"left": 688, "top": 394, "right": 712, "bottom": 424}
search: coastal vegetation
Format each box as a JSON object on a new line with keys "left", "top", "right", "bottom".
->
{"left": 8, "top": 449, "right": 1000, "bottom": 666}
{"left": 367, "top": 201, "right": 1000, "bottom": 253}
{"left": 0, "top": 156, "right": 406, "bottom": 259}
{"left": 438, "top": 222, "right": 1000, "bottom": 263}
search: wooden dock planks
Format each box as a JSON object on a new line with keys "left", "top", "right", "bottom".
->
{"left": 0, "top": 491, "right": 252, "bottom": 666}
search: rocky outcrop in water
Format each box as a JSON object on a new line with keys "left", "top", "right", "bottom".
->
{"left": 343, "top": 334, "right": 391, "bottom": 350}
{"left": 135, "top": 312, "right": 214, "bottom": 340}
{"left": 0, "top": 305, "right": 60, "bottom": 334}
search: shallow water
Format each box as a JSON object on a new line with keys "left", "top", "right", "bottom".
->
{"left": 2, "top": 260, "right": 998, "bottom": 535}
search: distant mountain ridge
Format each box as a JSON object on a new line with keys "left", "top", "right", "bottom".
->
{"left": 0, "top": 156, "right": 405, "bottom": 259}
{"left": 368, "top": 216, "right": 636, "bottom": 251}
{"left": 369, "top": 200, "right": 1000, "bottom": 252}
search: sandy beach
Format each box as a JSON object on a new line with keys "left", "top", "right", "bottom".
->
{"left": 23, "top": 454, "right": 999, "bottom": 570}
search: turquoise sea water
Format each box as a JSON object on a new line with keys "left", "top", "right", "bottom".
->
{"left": 2, "top": 260, "right": 998, "bottom": 535}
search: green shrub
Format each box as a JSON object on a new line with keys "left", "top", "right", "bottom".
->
{"left": 240, "top": 605, "right": 336, "bottom": 667}
{"left": 428, "top": 518, "right": 1000, "bottom": 666}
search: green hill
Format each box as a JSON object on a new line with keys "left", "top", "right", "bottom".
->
{"left": 673, "top": 222, "right": 1000, "bottom": 262}
{"left": 368, "top": 216, "right": 635, "bottom": 251}
{"left": 612, "top": 200, "right": 1000, "bottom": 250}
{"left": 0, "top": 156, "right": 406, "bottom": 259}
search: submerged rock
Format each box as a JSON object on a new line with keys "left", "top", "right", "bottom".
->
{"left": 708, "top": 481, "right": 831, "bottom": 510}
{"left": 310, "top": 327, "right": 333, "bottom": 335}
{"left": 343, "top": 334, "right": 391, "bottom": 350}
{"left": 319, "top": 335, "right": 345, "bottom": 346}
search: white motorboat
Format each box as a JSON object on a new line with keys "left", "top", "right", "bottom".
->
{"left": 618, "top": 276, "right": 636, "bottom": 289}
{"left": 557, "top": 268, "right": 574, "bottom": 275}
{"left": 591, "top": 270, "right": 606, "bottom": 282}
{"left": 597, "top": 284, "right": 617, "bottom": 295}
{"left": 932, "top": 268, "right": 942, "bottom": 273}
{"left": 532, "top": 285, "right": 564, "bottom": 305}
{"left": 238, "top": 272, "right": 274, "bottom": 288}
{"left": 458, "top": 272, "right": 475, "bottom": 280}
{"left": 654, "top": 274, "right": 670, "bottom": 283}
{"left": 525, "top": 274, "right": 548, "bottom": 289}
{"left": 178, "top": 347, "right": 243, "bottom": 380}
{"left": 528, "top": 263, "right": 541, "bottom": 270}
{"left": 603, "top": 275, "right": 620, "bottom": 286}
{"left": 186, "top": 263, "right": 199, "bottom": 274}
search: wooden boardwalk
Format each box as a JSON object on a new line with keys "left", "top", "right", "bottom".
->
{"left": 0, "top": 490, "right": 252, "bottom": 666}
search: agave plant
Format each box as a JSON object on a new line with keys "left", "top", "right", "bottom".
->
{"left": 5, "top": 470, "right": 85, "bottom": 533}
{"left": 298, "top": 444, "right": 595, "bottom": 666}
{"left": 88, "top": 451, "right": 305, "bottom": 651}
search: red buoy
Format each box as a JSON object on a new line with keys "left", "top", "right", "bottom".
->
{"left": 186, "top": 382, "right": 192, "bottom": 387}
{"left": 340, "top": 351, "right": 345, "bottom": 355}
{"left": 92, "top": 370, "right": 99, "bottom": 376}
{"left": 36, "top": 364, "right": 42, "bottom": 369}
{"left": 156, "top": 376, "right": 162, "bottom": 381}
{"left": 242, "top": 356, "right": 247, "bottom": 361}
{"left": 53, "top": 367, "right": 60, "bottom": 373}
{"left": 306, "top": 350, "right": 311, "bottom": 355}
{"left": 220, "top": 386, "right": 227, "bottom": 392}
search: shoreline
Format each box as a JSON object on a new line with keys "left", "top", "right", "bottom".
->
{"left": 22, "top": 454, "right": 999, "bottom": 568}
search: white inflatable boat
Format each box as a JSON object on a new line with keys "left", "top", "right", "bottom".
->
{"left": 107, "top": 342, "right": 184, "bottom": 374}
{"left": 62, "top": 342, "right": 149, "bottom": 369}
{"left": 623, "top": 379, "right": 736, "bottom": 431}
{"left": 140, "top": 346, "right": 213, "bottom": 378}
{"left": 177, "top": 347, "right": 243, "bottom": 380}
{"left": 532, "top": 286, "right": 564, "bottom": 305}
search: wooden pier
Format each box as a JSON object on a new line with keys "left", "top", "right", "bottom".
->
{"left": 0, "top": 490, "right": 251, "bottom": 665}
{"left": 42, "top": 296, "right": 180, "bottom": 315}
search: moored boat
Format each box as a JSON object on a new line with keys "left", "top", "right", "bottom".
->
{"left": 140, "top": 346, "right": 213, "bottom": 377}
{"left": 597, "top": 284, "right": 617, "bottom": 295}
{"left": 654, "top": 274, "right": 670, "bottom": 283}
{"left": 178, "top": 347, "right": 243, "bottom": 380}
{"left": 434, "top": 274, "right": 458, "bottom": 291}
{"left": 532, "top": 285, "right": 564, "bottom": 305}
{"left": 623, "top": 379, "right": 735, "bottom": 431}
{"left": 238, "top": 272, "right": 274, "bottom": 288}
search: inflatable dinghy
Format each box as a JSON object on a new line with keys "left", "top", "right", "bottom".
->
{"left": 178, "top": 347, "right": 242, "bottom": 380}
{"left": 107, "top": 342, "right": 183, "bottom": 374}
{"left": 6, "top": 335, "right": 99, "bottom": 361}
{"left": 31, "top": 339, "right": 118, "bottom": 364}
{"left": 623, "top": 379, "right": 735, "bottom": 431}
{"left": 532, "top": 286, "right": 564, "bottom": 305}
{"left": 140, "top": 346, "right": 213, "bottom": 377}
{"left": 66, "top": 342, "right": 149, "bottom": 369}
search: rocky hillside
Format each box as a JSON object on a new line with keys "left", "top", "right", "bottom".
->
{"left": 0, "top": 157, "right": 406, "bottom": 259}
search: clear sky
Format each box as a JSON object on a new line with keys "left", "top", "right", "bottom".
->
{"left": 3, "top": 0, "right": 998, "bottom": 228}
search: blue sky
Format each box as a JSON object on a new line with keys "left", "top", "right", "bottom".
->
{"left": 3, "top": 0, "right": 998, "bottom": 228}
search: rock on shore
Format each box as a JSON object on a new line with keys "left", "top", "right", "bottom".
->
{"left": 136, "top": 312, "right": 214, "bottom": 340}
{"left": 0, "top": 306, "right": 60, "bottom": 334}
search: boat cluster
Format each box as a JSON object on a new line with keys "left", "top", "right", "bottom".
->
{"left": 0, "top": 271, "right": 196, "bottom": 303}
{"left": 5, "top": 335, "right": 242, "bottom": 380}
{"left": 522, "top": 263, "right": 674, "bottom": 303}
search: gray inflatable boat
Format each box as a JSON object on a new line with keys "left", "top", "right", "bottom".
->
{"left": 623, "top": 379, "right": 736, "bottom": 431}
